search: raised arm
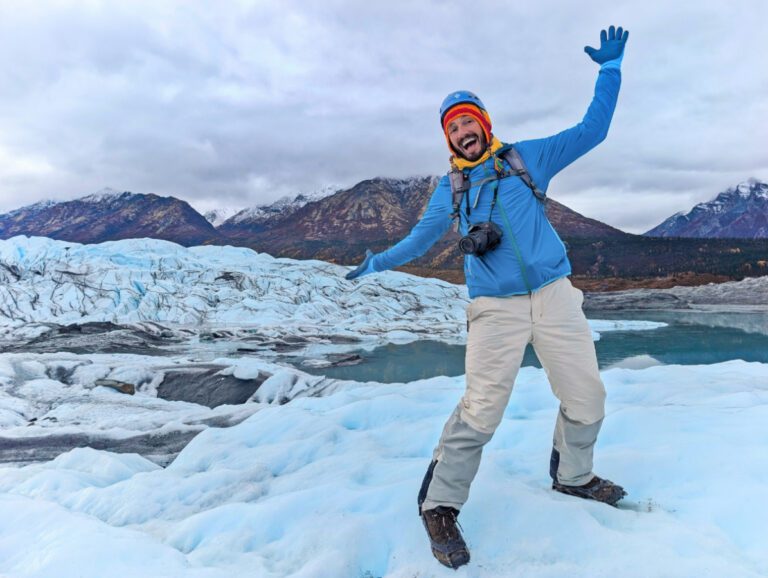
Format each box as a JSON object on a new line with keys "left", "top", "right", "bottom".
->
{"left": 517, "top": 26, "right": 629, "bottom": 187}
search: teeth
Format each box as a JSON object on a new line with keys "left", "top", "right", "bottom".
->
{"left": 461, "top": 137, "right": 477, "bottom": 147}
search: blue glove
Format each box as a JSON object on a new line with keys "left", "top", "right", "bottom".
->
{"left": 584, "top": 25, "right": 629, "bottom": 65}
{"left": 345, "top": 249, "right": 377, "bottom": 280}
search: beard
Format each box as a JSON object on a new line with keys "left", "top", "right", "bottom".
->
{"left": 453, "top": 131, "right": 488, "bottom": 161}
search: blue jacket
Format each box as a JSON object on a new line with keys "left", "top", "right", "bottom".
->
{"left": 370, "top": 65, "right": 622, "bottom": 299}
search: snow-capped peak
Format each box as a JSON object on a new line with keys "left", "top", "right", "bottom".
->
{"left": 365, "top": 176, "right": 441, "bottom": 196}
{"left": 226, "top": 186, "right": 342, "bottom": 225}
{"left": 4, "top": 198, "right": 59, "bottom": 217}
{"left": 735, "top": 182, "right": 754, "bottom": 198}
{"left": 645, "top": 177, "right": 768, "bottom": 237}
{"left": 729, "top": 178, "right": 767, "bottom": 199}
{"left": 697, "top": 178, "right": 767, "bottom": 207}
{"left": 80, "top": 188, "right": 134, "bottom": 204}
{"left": 204, "top": 207, "right": 243, "bottom": 227}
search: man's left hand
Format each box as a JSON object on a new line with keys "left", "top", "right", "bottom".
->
{"left": 345, "top": 249, "right": 377, "bottom": 280}
{"left": 584, "top": 25, "right": 629, "bottom": 65}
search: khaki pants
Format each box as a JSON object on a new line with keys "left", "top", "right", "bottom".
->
{"left": 420, "top": 277, "right": 606, "bottom": 512}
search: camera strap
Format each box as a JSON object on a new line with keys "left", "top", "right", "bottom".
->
{"left": 488, "top": 180, "right": 499, "bottom": 221}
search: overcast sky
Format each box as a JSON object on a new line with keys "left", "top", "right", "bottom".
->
{"left": 0, "top": 0, "right": 765, "bottom": 233}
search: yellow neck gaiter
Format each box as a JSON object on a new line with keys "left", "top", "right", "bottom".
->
{"left": 451, "top": 136, "right": 504, "bottom": 170}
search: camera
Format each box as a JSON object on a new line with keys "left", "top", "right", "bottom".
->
{"left": 458, "top": 222, "right": 503, "bottom": 256}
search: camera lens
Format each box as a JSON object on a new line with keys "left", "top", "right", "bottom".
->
{"left": 459, "top": 236, "right": 478, "bottom": 255}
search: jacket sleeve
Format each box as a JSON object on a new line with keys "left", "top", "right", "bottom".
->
{"left": 517, "top": 66, "right": 622, "bottom": 189}
{"left": 370, "top": 177, "right": 454, "bottom": 272}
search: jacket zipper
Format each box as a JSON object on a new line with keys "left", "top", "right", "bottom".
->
{"left": 497, "top": 200, "right": 532, "bottom": 293}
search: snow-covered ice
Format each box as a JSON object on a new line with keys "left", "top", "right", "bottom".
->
{"left": 586, "top": 319, "right": 667, "bottom": 341}
{"left": 1, "top": 362, "right": 767, "bottom": 577}
{"left": 0, "top": 236, "right": 468, "bottom": 345}
{"left": 1, "top": 236, "right": 765, "bottom": 577}
{"left": 588, "top": 319, "right": 667, "bottom": 333}
{"left": 0, "top": 350, "right": 350, "bottom": 467}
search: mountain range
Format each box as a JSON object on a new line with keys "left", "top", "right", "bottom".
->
{"left": 1, "top": 179, "right": 766, "bottom": 288}
{"left": 0, "top": 188, "right": 221, "bottom": 246}
{"left": 214, "top": 177, "right": 630, "bottom": 273}
{"left": 644, "top": 179, "right": 768, "bottom": 239}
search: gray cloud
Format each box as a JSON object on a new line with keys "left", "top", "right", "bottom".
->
{"left": 0, "top": 0, "right": 765, "bottom": 233}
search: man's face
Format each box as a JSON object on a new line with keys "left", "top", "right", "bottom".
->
{"left": 447, "top": 115, "right": 488, "bottom": 161}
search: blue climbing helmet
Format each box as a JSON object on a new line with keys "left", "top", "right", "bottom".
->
{"left": 439, "top": 90, "right": 487, "bottom": 124}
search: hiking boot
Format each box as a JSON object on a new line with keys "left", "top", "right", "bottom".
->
{"left": 552, "top": 475, "right": 627, "bottom": 506}
{"left": 421, "top": 506, "right": 470, "bottom": 569}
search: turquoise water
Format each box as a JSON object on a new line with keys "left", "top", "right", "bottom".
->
{"left": 300, "top": 310, "right": 768, "bottom": 383}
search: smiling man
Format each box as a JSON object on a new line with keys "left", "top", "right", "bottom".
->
{"left": 443, "top": 100, "right": 491, "bottom": 161}
{"left": 345, "top": 26, "right": 629, "bottom": 569}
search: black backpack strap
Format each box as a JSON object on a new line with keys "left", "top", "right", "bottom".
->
{"left": 500, "top": 146, "right": 547, "bottom": 202}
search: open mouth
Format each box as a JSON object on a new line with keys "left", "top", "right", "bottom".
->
{"left": 460, "top": 135, "right": 481, "bottom": 156}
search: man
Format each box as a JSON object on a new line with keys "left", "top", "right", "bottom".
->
{"left": 345, "top": 26, "right": 629, "bottom": 569}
